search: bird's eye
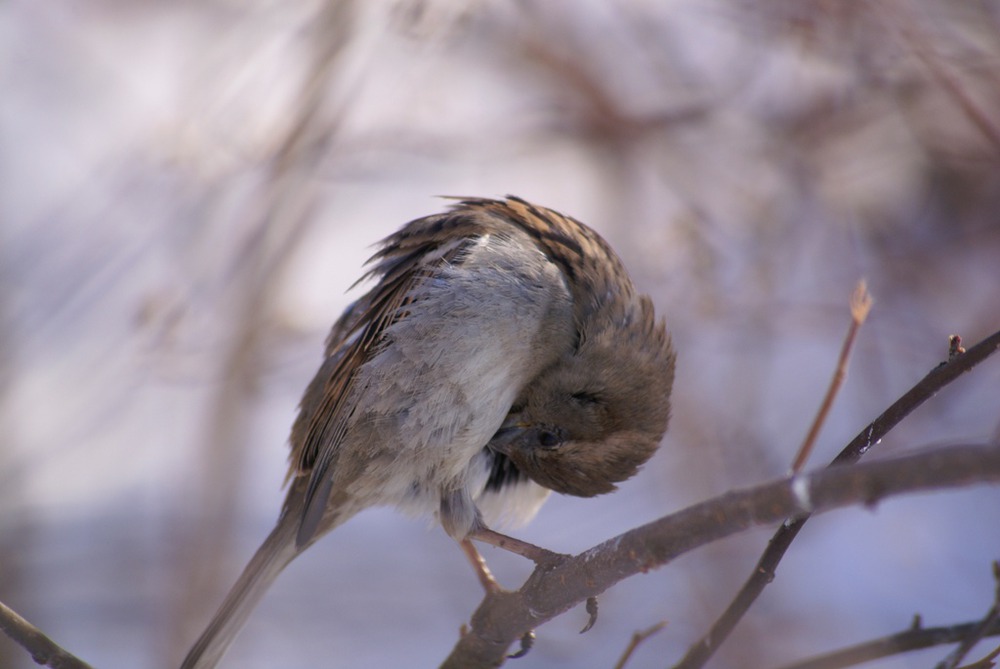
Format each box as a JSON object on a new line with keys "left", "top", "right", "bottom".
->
{"left": 571, "top": 391, "right": 601, "bottom": 405}
{"left": 538, "top": 429, "right": 561, "bottom": 448}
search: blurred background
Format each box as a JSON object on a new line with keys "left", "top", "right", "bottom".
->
{"left": 2, "top": 1, "right": 1000, "bottom": 667}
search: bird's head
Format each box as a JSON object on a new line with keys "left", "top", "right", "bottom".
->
{"left": 489, "top": 295, "right": 675, "bottom": 497}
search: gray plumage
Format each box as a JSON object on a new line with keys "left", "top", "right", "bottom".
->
{"left": 180, "top": 196, "right": 675, "bottom": 669}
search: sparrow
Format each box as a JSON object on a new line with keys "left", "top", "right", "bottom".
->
{"left": 180, "top": 196, "right": 676, "bottom": 669}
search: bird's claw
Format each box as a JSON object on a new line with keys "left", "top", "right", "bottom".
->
{"left": 507, "top": 630, "right": 535, "bottom": 659}
{"left": 580, "top": 596, "right": 599, "bottom": 633}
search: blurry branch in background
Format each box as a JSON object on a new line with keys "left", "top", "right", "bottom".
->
{"left": 672, "top": 326, "right": 1000, "bottom": 669}
{"left": 935, "top": 562, "right": 1000, "bottom": 669}
{"left": 790, "top": 280, "right": 872, "bottom": 473}
{"left": 442, "top": 443, "right": 1000, "bottom": 668}
{"left": 876, "top": 0, "right": 1000, "bottom": 158}
{"left": 168, "top": 0, "right": 356, "bottom": 660}
{"left": 778, "top": 562, "right": 1000, "bottom": 669}
{"left": 0, "top": 600, "right": 91, "bottom": 669}
{"left": 777, "top": 608, "right": 1000, "bottom": 669}
{"left": 965, "top": 646, "right": 1000, "bottom": 669}
{"left": 0, "top": 242, "right": 25, "bottom": 669}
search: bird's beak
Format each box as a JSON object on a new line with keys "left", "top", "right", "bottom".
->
{"left": 488, "top": 418, "right": 529, "bottom": 456}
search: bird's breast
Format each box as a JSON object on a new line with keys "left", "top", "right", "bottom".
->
{"left": 341, "top": 231, "right": 575, "bottom": 515}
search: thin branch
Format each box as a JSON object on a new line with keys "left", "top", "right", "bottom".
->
{"left": 776, "top": 613, "right": 1000, "bottom": 669}
{"left": 439, "top": 442, "right": 1000, "bottom": 668}
{"left": 0, "top": 600, "right": 93, "bottom": 669}
{"left": 614, "top": 622, "right": 668, "bottom": 669}
{"left": 958, "top": 642, "right": 1000, "bottom": 669}
{"left": 672, "top": 327, "right": 1000, "bottom": 669}
{"left": 936, "top": 561, "right": 1000, "bottom": 669}
{"left": 791, "top": 280, "right": 872, "bottom": 473}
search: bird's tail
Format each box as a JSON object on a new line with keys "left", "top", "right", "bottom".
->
{"left": 179, "top": 516, "right": 299, "bottom": 669}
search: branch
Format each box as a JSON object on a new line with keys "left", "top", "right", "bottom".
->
{"left": 776, "top": 614, "right": 1000, "bottom": 669}
{"left": 936, "top": 562, "right": 1000, "bottom": 669}
{"left": 440, "top": 442, "right": 1000, "bottom": 668}
{"left": 0, "top": 600, "right": 93, "bottom": 669}
{"left": 673, "top": 327, "right": 1000, "bottom": 669}
{"left": 790, "top": 280, "right": 872, "bottom": 473}
{"left": 963, "top": 643, "right": 1000, "bottom": 669}
{"left": 614, "top": 621, "right": 668, "bottom": 669}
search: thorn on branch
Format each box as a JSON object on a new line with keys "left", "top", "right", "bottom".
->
{"left": 861, "top": 480, "right": 888, "bottom": 510}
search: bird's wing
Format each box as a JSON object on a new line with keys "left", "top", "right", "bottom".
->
{"left": 290, "top": 211, "right": 490, "bottom": 546}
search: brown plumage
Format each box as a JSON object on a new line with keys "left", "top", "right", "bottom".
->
{"left": 181, "top": 196, "right": 675, "bottom": 669}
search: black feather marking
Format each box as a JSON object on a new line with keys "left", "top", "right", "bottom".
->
{"left": 484, "top": 451, "right": 528, "bottom": 493}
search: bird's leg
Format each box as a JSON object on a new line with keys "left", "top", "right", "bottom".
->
{"left": 459, "top": 535, "right": 538, "bottom": 659}
{"left": 443, "top": 492, "right": 510, "bottom": 594}
{"left": 466, "top": 526, "right": 568, "bottom": 567}
{"left": 466, "top": 527, "right": 589, "bottom": 653}
{"left": 468, "top": 526, "right": 600, "bottom": 634}
{"left": 459, "top": 539, "right": 502, "bottom": 594}
{"left": 464, "top": 525, "right": 597, "bottom": 656}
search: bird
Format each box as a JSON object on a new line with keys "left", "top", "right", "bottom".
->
{"left": 180, "top": 196, "right": 676, "bottom": 669}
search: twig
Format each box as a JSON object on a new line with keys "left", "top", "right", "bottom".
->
{"left": 672, "top": 327, "right": 1000, "bottom": 669}
{"left": 776, "top": 612, "right": 1000, "bottom": 669}
{"left": 790, "top": 280, "right": 872, "bottom": 473}
{"left": 875, "top": 0, "right": 1000, "bottom": 158}
{"left": 958, "top": 642, "right": 1000, "bottom": 669}
{"left": 440, "top": 442, "right": 1000, "bottom": 668}
{"left": 0, "top": 599, "right": 93, "bottom": 669}
{"left": 936, "top": 561, "right": 1000, "bottom": 669}
{"left": 614, "top": 621, "right": 668, "bottom": 669}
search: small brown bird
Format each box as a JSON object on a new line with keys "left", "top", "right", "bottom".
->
{"left": 180, "top": 196, "right": 675, "bottom": 669}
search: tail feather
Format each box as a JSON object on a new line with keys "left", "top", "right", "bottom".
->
{"left": 180, "top": 517, "right": 299, "bottom": 669}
